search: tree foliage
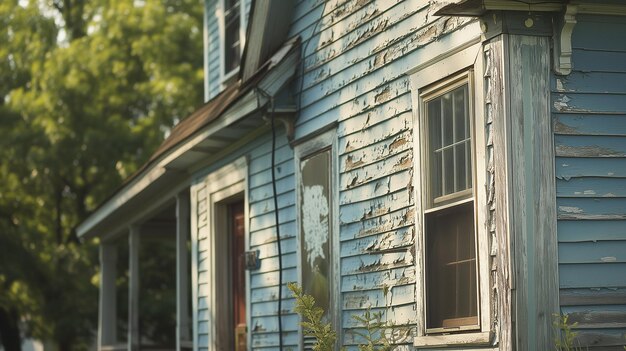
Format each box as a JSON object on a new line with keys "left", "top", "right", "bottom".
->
{"left": 0, "top": 0, "right": 203, "bottom": 349}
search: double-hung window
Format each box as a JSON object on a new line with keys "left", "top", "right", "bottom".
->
{"left": 410, "top": 43, "right": 491, "bottom": 348}
{"left": 422, "top": 75, "right": 478, "bottom": 332}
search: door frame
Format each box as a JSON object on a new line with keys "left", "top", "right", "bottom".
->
{"left": 191, "top": 156, "right": 250, "bottom": 351}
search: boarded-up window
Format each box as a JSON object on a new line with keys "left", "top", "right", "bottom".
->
{"left": 299, "top": 148, "right": 332, "bottom": 323}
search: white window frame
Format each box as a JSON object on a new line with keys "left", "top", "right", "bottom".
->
{"left": 409, "top": 41, "right": 492, "bottom": 348}
{"left": 190, "top": 156, "right": 250, "bottom": 351}
{"left": 216, "top": 0, "right": 246, "bottom": 86}
{"left": 294, "top": 129, "right": 341, "bottom": 349}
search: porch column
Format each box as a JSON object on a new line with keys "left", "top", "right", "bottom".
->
{"left": 99, "top": 243, "right": 117, "bottom": 348}
{"left": 176, "top": 191, "right": 191, "bottom": 350}
{"left": 128, "top": 225, "right": 140, "bottom": 351}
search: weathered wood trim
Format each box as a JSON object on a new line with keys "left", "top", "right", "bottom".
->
{"left": 413, "top": 331, "right": 492, "bottom": 348}
{"left": 473, "top": 39, "right": 491, "bottom": 335}
{"left": 189, "top": 182, "right": 200, "bottom": 351}
{"left": 505, "top": 34, "right": 559, "bottom": 350}
{"left": 406, "top": 40, "right": 481, "bottom": 85}
{"left": 573, "top": 2, "right": 626, "bottom": 16}
{"left": 128, "top": 225, "right": 140, "bottom": 351}
{"left": 553, "top": 4, "right": 578, "bottom": 76}
{"left": 244, "top": 163, "right": 252, "bottom": 351}
{"left": 99, "top": 244, "right": 117, "bottom": 348}
{"left": 484, "top": 36, "right": 514, "bottom": 350}
{"left": 176, "top": 191, "right": 191, "bottom": 351}
{"left": 441, "top": 0, "right": 626, "bottom": 15}
{"left": 99, "top": 345, "right": 128, "bottom": 351}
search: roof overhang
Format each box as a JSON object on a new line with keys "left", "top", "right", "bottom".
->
{"left": 77, "top": 38, "right": 300, "bottom": 240}
{"left": 436, "top": 0, "right": 626, "bottom": 17}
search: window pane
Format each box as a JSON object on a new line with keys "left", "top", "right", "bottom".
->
{"left": 443, "top": 92, "right": 453, "bottom": 146}
{"left": 454, "top": 87, "right": 466, "bottom": 143}
{"left": 426, "top": 83, "right": 471, "bottom": 203}
{"left": 300, "top": 150, "right": 332, "bottom": 321}
{"left": 428, "top": 98, "right": 442, "bottom": 199}
{"left": 428, "top": 98, "right": 442, "bottom": 150}
{"left": 443, "top": 147, "right": 454, "bottom": 196}
{"left": 431, "top": 150, "right": 442, "bottom": 198}
{"left": 425, "top": 202, "right": 477, "bottom": 330}
{"left": 466, "top": 140, "right": 472, "bottom": 189}
{"left": 455, "top": 142, "right": 467, "bottom": 192}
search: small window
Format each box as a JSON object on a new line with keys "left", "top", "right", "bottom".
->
{"left": 223, "top": 0, "right": 241, "bottom": 74}
{"left": 219, "top": 0, "right": 244, "bottom": 83}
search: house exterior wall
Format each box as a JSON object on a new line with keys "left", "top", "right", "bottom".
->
{"left": 288, "top": 1, "right": 477, "bottom": 349}
{"left": 553, "top": 14, "right": 626, "bottom": 348}
{"left": 85, "top": 1, "right": 626, "bottom": 349}
{"left": 192, "top": 1, "right": 626, "bottom": 350}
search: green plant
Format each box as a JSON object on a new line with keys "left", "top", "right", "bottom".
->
{"left": 288, "top": 282, "right": 400, "bottom": 351}
{"left": 351, "top": 309, "right": 397, "bottom": 351}
{"left": 553, "top": 313, "right": 585, "bottom": 351}
{"left": 287, "top": 282, "right": 340, "bottom": 351}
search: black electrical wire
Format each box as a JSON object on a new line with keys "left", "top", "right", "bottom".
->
{"left": 269, "top": 95, "right": 284, "bottom": 350}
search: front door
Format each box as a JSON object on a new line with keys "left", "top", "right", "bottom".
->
{"left": 229, "top": 201, "right": 246, "bottom": 351}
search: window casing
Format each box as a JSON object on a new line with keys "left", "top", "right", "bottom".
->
{"left": 421, "top": 74, "right": 479, "bottom": 334}
{"left": 409, "top": 42, "right": 491, "bottom": 348}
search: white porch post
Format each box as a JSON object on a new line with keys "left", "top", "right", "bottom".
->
{"left": 128, "top": 225, "right": 140, "bottom": 351}
{"left": 176, "top": 191, "right": 191, "bottom": 350}
{"left": 99, "top": 243, "right": 117, "bottom": 348}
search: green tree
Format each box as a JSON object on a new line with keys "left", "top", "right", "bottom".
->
{"left": 0, "top": 0, "right": 204, "bottom": 349}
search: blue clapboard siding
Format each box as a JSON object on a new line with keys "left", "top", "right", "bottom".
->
{"left": 287, "top": 0, "right": 477, "bottom": 348}
{"left": 553, "top": 14, "right": 626, "bottom": 348}
{"left": 246, "top": 132, "right": 299, "bottom": 350}
{"left": 204, "top": 0, "right": 220, "bottom": 100}
{"left": 229, "top": 126, "right": 299, "bottom": 350}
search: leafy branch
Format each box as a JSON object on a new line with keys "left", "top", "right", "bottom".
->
{"left": 288, "top": 282, "right": 339, "bottom": 351}
{"left": 553, "top": 313, "right": 585, "bottom": 351}
{"left": 351, "top": 309, "right": 396, "bottom": 351}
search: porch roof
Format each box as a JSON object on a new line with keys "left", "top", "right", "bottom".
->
{"left": 77, "top": 36, "right": 300, "bottom": 240}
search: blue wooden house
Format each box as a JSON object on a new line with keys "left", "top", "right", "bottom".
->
{"left": 77, "top": 0, "right": 626, "bottom": 350}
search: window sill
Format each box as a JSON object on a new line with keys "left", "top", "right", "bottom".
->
{"left": 414, "top": 331, "right": 492, "bottom": 349}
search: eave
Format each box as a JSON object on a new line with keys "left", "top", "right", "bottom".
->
{"left": 77, "top": 38, "right": 300, "bottom": 240}
{"left": 435, "top": 0, "right": 626, "bottom": 17}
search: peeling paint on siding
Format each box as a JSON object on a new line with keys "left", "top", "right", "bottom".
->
{"left": 553, "top": 15, "right": 626, "bottom": 348}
